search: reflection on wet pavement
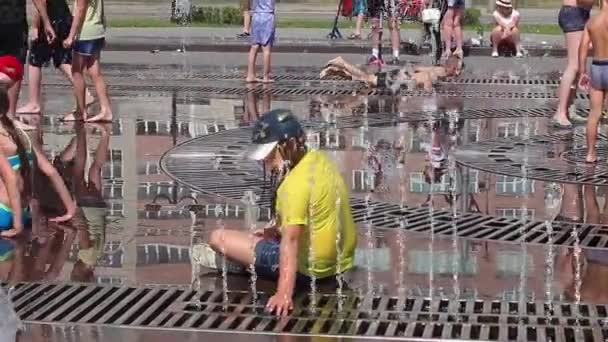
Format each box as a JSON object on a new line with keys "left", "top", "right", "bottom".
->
{"left": 3, "top": 83, "right": 608, "bottom": 312}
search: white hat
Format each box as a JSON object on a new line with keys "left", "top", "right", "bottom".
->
{"left": 496, "top": 0, "right": 512, "bottom": 7}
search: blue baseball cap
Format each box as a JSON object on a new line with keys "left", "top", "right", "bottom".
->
{"left": 247, "top": 109, "right": 305, "bottom": 160}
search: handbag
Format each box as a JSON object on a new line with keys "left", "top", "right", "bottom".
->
{"left": 422, "top": 8, "right": 441, "bottom": 24}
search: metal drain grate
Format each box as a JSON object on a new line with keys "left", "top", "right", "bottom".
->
{"left": 46, "top": 82, "right": 570, "bottom": 100}
{"left": 160, "top": 128, "right": 608, "bottom": 249}
{"left": 456, "top": 132, "right": 608, "bottom": 186}
{"left": 7, "top": 282, "right": 608, "bottom": 341}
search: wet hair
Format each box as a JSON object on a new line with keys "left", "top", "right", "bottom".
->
{"left": 0, "top": 87, "right": 31, "bottom": 197}
{"left": 267, "top": 137, "right": 308, "bottom": 219}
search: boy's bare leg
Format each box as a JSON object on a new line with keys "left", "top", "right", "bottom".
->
{"left": 389, "top": 17, "right": 400, "bottom": 58}
{"left": 64, "top": 52, "right": 88, "bottom": 121}
{"left": 85, "top": 53, "right": 113, "bottom": 122}
{"left": 585, "top": 87, "right": 605, "bottom": 163}
{"left": 441, "top": 9, "right": 454, "bottom": 58}
{"left": 452, "top": 8, "right": 464, "bottom": 56}
{"left": 17, "top": 65, "right": 43, "bottom": 114}
{"left": 327, "top": 57, "right": 367, "bottom": 78}
{"left": 59, "top": 64, "right": 95, "bottom": 111}
{"left": 246, "top": 45, "right": 261, "bottom": 83}
{"left": 261, "top": 45, "right": 273, "bottom": 83}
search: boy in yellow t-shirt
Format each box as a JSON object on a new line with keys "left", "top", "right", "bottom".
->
{"left": 62, "top": 0, "right": 112, "bottom": 123}
{"left": 196, "top": 109, "right": 357, "bottom": 317}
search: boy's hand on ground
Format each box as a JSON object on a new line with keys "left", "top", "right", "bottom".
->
{"left": 579, "top": 73, "right": 590, "bottom": 91}
{"left": 266, "top": 292, "right": 294, "bottom": 316}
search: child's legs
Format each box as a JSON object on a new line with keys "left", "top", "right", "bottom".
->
{"left": 511, "top": 27, "right": 521, "bottom": 48}
{"left": 555, "top": 30, "right": 584, "bottom": 120}
{"left": 86, "top": 53, "right": 111, "bottom": 114}
{"left": 246, "top": 44, "right": 260, "bottom": 79}
{"left": 70, "top": 53, "right": 89, "bottom": 119}
{"left": 208, "top": 228, "right": 261, "bottom": 266}
{"left": 452, "top": 8, "right": 464, "bottom": 50}
{"left": 7, "top": 80, "right": 21, "bottom": 115}
{"left": 26, "top": 66, "right": 43, "bottom": 106}
{"left": 441, "top": 9, "right": 455, "bottom": 50}
{"left": 387, "top": 16, "right": 401, "bottom": 52}
{"left": 586, "top": 86, "right": 605, "bottom": 160}
{"left": 490, "top": 26, "right": 503, "bottom": 51}
{"left": 355, "top": 13, "right": 365, "bottom": 34}
{"left": 370, "top": 17, "right": 381, "bottom": 50}
{"left": 261, "top": 45, "right": 272, "bottom": 78}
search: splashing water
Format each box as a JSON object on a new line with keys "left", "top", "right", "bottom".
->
{"left": 307, "top": 153, "right": 319, "bottom": 314}
{"left": 214, "top": 204, "right": 229, "bottom": 310}
{"left": 543, "top": 183, "right": 562, "bottom": 318}
{"left": 334, "top": 178, "right": 345, "bottom": 313}
{"left": 426, "top": 116, "right": 436, "bottom": 300}
{"left": 241, "top": 190, "right": 260, "bottom": 307}
{"left": 571, "top": 226, "right": 582, "bottom": 323}
{"left": 447, "top": 109, "right": 460, "bottom": 300}
{"left": 0, "top": 287, "right": 21, "bottom": 342}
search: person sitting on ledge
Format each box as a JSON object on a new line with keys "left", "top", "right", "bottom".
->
{"left": 490, "top": 0, "right": 523, "bottom": 57}
{"left": 193, "top": 109, "right": 357, "bottom": 317}
{"left": 320, "top": 55, "right": 463, "bottom": 92}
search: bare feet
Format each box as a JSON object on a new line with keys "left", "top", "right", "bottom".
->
{"left": 1, "top": 227, "right": 23, "bottom": 238}
{"left": 62, "top": 112, "right": 86, "bottom": 122}
{"left": 86, "top": 111, "right": 113, "bottom": 123}
{"left": 16, "top": 103, "right": 42, "bottom": 114}
{"left": 13, "top": 118, "right": 37, "bottom": 131}
{"left": 586, "top": 153, "right": 597, "bottom": 164}
{"left": 245, "top": 76, "right": 261, "bottom": 83}
{"left": 262, "top": 77, "right": 274, "bottom": 84}
{"left": 69, "top": 92, "right": 96, "bottom": 114}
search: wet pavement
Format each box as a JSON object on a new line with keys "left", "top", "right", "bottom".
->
{"left": 4, "top": 59, "right": 608, "bottom": 341}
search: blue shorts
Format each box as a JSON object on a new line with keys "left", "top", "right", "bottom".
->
{"left": 254, "top": 239, "right": 312, "bottom": 285}
{"left": 0, "top": 203, "right": 31, "bottom": 231}
{"left": 73, "top": 38, "right": 105, "bottom": 56}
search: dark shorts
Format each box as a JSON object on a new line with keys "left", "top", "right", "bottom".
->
{"left": 29, "top": 17, "right": 73, "bottom": 68}
{"left": 0, "top": 23, "right": 28, "bottom": 64}
{"left": 447, "top": 0, "right": 465, "bottom": 8}
{"left": 254, "top": 239, "right": 340, "bottom": 288}
{"left": 368, "top": 0, "right": 397, "bottom": 19}
{"left": 73, "top": 37, "right": 105, "bottom": 57}
{"left": 558, "top": 5, "right": 590, "bottom": 33}
{"left": 590, "top": 60, "right": 608, "bottom": 90}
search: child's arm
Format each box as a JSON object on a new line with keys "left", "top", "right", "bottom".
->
{"left": 579, "top": 24, "right": 591, "bottom": 76}
{"left": 30, "top": 0, "right": 55, "bottom": 42}
{"left": 64, "top": 0, "right": 89, "bottom": 47}
{"left": 579, "top": 23, "right": 592, "bottom": 90}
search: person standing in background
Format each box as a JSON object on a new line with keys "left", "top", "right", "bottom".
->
{"left": 238, "top": 0, "right": 252, "bottom": 38}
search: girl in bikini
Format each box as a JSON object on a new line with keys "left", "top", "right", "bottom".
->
{"left": 0, "top": 86, "right": 76, "bottom": 237}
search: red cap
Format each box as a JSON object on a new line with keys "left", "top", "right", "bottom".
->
{"left": 0, "top": 55, "right": 24, "bottom": 82}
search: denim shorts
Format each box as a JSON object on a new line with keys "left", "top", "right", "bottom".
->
{"left": 73, "top": 37, "right": 105, "bottom": 56}
{"left": 558, "top": 5, "right": 590, "bottom": 33}
{"left": 254, "top": 239, "right": 313, "bottom": 286}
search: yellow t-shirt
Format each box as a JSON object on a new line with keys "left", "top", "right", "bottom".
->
{"left": 276, "top": 150, "right": 357, "bottom": 278}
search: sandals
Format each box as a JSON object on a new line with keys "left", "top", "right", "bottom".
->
{"left": 348, "top": 33, "right": 362, "bottom": 40}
